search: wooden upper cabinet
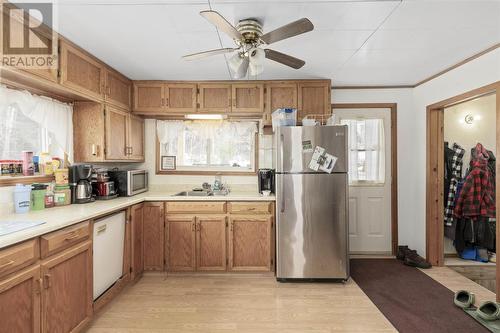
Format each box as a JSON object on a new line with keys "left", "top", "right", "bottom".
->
{"left": 297, "top": 81, "right": 331, "bottom": 121}
{"left": 105, "top": 69, "right": 131, "bottom": 109}
{"left": 228, "top": 216, "right": 272, "bottom": 271}
{"left": 166, "top": 215, "right": 196, "bottom": 272}
{"left": 130, "top": 203, "right": 144, "bottom": 281}
{"left": 198, "top": 83, "right": 232, "bottom": 113}
{"left": 231, "top": 83, "right": 264, "bottom": 113}
{"left": 41, "top": 241, "right": 92, "bottom": 333}
{"left": 105, "top": 105, "right": 129, "bottom": 160}
{"left": 196, "top": 216, "right": 227, "bottom": 271}
{"left": 0, "top": 265, "right": 41, "bottom": 333}
{"left": 133, "top": 83, "right": 164, "bottom": 112}
{"left": 266, "top": 82, "right": 298, "bottom": 112}
{"left": 73, "top": 102, "right": 105, "bottom": 162}
{"left": 166, "top": 84, "right": 197, "bottom": 113}
{"left": 59, "top": 41, "right": 105, "bottom": 100}
{"left": 128, "top": 114, "right": 145, "bottom": 161}
{"left": 143, "top": 202, "right": 165, "bottom": 271}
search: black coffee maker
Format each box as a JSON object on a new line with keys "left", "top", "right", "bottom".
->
{"left": 69, "top": 164, "right": 93, "bottom": 204}
{"left": 258, "top": 169, "right": 275, "bottom": 194}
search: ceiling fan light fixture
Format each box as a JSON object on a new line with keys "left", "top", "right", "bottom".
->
{"left": 228, "top": 52, "right": 249, "bottom": 79}
{"left": 248, "top": 48, "right": 264, "bottom": 76}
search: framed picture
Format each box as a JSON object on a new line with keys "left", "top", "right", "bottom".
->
{"left": 161, "top": 156, "right": 176, "bottom": 171}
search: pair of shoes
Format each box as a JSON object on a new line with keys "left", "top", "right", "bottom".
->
{"left": 454, "top": 291, "right": 500, "bottom": 321}
{"left": 397, "top": 245, "right": 432, "bottom": 269}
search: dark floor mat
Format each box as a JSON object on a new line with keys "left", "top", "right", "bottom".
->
{"left": 350, "top": 259, "right": 488, "bottom": 333}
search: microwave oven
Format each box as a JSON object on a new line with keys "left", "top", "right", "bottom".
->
{"left": 108, "top": 169, "right": 148, "bottom": 196}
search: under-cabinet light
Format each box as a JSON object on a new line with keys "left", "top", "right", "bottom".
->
{"left": 184, "top": 114, "right": 227, "bottom": 120}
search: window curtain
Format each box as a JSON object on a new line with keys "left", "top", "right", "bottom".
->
{"left": 156, "top": 120, "right": 258, "bottom": 144}
{"left": 0, "top": 85, "right": 74, "bottom": 160}
{"left": 343, "top": 118, "right": 385, "bottom": 183}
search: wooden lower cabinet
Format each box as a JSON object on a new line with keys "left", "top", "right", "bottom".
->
{"left": 143, "top": 202, "right": 165, "bottom": 271}
{"left": 229, "top": 216, "right": 273, "bottom": 271}
{"left": 0, "top": 265, "right": 41, "bottom": 333}
{"left": 196, "top": 215, "right": 227, "bottom": 271}
{"left": 165, "top": 215, "right": 196, "bottom": 272}
{"left": 130, "top": 203, "right": 144, "bottom": 280}
{"left": 41, "top": 241, "right": 92, "bottom": 333}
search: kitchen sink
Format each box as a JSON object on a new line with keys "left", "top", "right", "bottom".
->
{"left": 173, "top": 191, "right": 213, "bottom": 197}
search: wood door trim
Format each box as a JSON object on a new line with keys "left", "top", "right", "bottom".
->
{"left": 331, "top": 103, "right": 399, "bottom": 255}
{"left": 425, "top": 82, "right": 500, "bottom": 282}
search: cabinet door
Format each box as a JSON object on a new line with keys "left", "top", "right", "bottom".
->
{"left": 166, "top": 84, "right": 197, "bottom": 113}
{"left": 297, "top": 82, "right": 331, "bottom": 121}
{"left": 105, "top": 69, "right": 131, "bottom": 110}
{"left": 231, "top": 83, "right": 264, "bottom": 113}
{"left": 166, "top": 215, "right": 196, "bottom": 272}
{"left": 127, "top": 114, "right": 145, "bottom": 161}
{"left": 0, "top": 265, "right": 41, "bottom": 333}
{"left": 196, "top": 216, "right": 227, "bottom": 271}
{"left": 130, "top": 203, "right": 144, "bottom": 280}
{"left": 143, "top": 202, "right": 165, "bottom": 271}
{"left": 198, "top": 84, "right": 231, "bottom": 113}
{"left": 105, "top": 106, "right": 128, "bottom": 160}
{"left": 73, "top": 102, "right": 105, "bottom": 162}
{"left": 228, "top": 216, "right": 272, "bottom": 271}
{"left": 59, "top": 41, "right": 104, "bottom": 100}
{"left": 133, "top": 83, "right": 165, "bottom": 113}
{"left": 265, "top": 82, "right": 298, "bottom": 125}
{"left": 41, "top": 241, "right": 92, "bottom": 333}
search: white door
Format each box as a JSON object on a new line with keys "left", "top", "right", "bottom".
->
{"left": 333, "top": 108, "right": 392, "bottom": 254}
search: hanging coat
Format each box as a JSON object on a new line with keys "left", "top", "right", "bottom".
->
{"left": 444, "top": 143, "right": 465, "bottom": 226}
{"left": 454, "top": 143, "right": 496, "bottom": 219}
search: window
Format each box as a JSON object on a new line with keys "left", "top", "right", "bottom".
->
{"left": 157, "top": 120, "right": 257, "bottom": 173}
{"left": 340, "top": 118, "right": 385, "bottom": 184}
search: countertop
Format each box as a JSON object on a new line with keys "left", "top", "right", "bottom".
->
{"left": 0, "top": 190, "right": 275, "bottom": 249}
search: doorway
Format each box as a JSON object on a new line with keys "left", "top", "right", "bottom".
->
{"left": 332, "top": 103, "right": 398, "bottom": 255}
{"left": 426, "top": 81, "right": 500, "bottom": 299}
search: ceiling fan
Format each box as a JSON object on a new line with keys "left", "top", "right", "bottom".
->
{"left": 183, "top": 10, "right": 314, "bottom": 78}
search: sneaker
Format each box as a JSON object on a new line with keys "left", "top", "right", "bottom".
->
{"left": 404, "top": 251, "right": 432, "bottom": 269}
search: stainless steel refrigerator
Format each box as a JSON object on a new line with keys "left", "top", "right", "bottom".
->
{"left": 276, "top": 125, "right": 349, "bottom": 281}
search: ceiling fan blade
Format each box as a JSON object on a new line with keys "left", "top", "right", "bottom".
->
{"left": 264, "top": 49, "right": 305, "bottom": 69}
{"left": 183, "top": 48, "right": 237, "bottom": 61}
{"left": 261, "top": 18, "right": 314, "bottom": 45}
{"left": 200, "top": 10, "right": 242, "bottom": 40}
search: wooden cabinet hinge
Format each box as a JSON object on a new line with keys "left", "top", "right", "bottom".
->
{"left": 196, "top": 88, "right": 200, "bottom": 94}
{"left": 226, "top": 258, "right": 229, "bottom": 265}
{"left": 225, "top": 220, "right": 228, "bottom": 227}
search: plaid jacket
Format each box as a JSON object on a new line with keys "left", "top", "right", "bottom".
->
{"left": 454, "top": 143, "right": 496, "bottom": 219}
{"left": 444, "top": 143, "right": 465, "bottom": 226}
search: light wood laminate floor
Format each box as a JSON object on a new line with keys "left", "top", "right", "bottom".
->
{"left": 86, "top": 273, "right": 396, "bottom": 333}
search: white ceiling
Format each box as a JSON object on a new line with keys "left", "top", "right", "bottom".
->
{"left": 48, "top": 0, "right": 500, "bottom": 85}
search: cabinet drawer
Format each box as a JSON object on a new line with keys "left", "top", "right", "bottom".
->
{"left": 0, "top": 239, "right": 39, "bottom": 278}
{"left": 228, "top": 202, "right": 273, "bottom": 214}
{"left": 166, "top": 202, "right": 226, "bottom": 214}
{"left": 40, "top": 221, "right": 90, "bottom": 258}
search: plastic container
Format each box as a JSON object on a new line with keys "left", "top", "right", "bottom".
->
{"left": 31, "top": 184, "right": 47, "bottom": 211}
{"left": 22, "top": 151, "right": 34, "bottom": 176}
{"left": 54, "top": 168, "right": 69, "bottom": 185}
{"left": 13, "top": 184, "right": 31, "bottom": 213}
{"left": 271, "top": 108, "right": 297, "bottom": 131}
{"left": 54, "top": 185, "right": 71, "bottom": 206}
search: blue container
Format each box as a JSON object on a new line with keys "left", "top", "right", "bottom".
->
{"left": 13, "top": 184, "right": 31, "bottom": 213}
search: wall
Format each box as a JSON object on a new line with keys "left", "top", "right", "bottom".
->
{"left": 443, "top": 94, "right": 496, "bottom": 253}
{"left": 140, "top": 119, "right": 275, "bottom": 191}
{"left": 333, "top": 47, "right": 500, "bottom": 256}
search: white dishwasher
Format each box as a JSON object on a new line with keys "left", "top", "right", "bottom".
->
{"left": 93, "top": 211, "right": 126, "bottom": 300}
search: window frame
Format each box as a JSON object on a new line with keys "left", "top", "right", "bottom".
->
{"left": 155, "top": 132, "right": 259, "bottom": 176}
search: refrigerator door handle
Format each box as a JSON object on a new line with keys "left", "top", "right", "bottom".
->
{"left": 280, "top": 133, "right": 284, "bottom": 172}
{"left": 280, "top": 176, "right": 285, "bottom": 213}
